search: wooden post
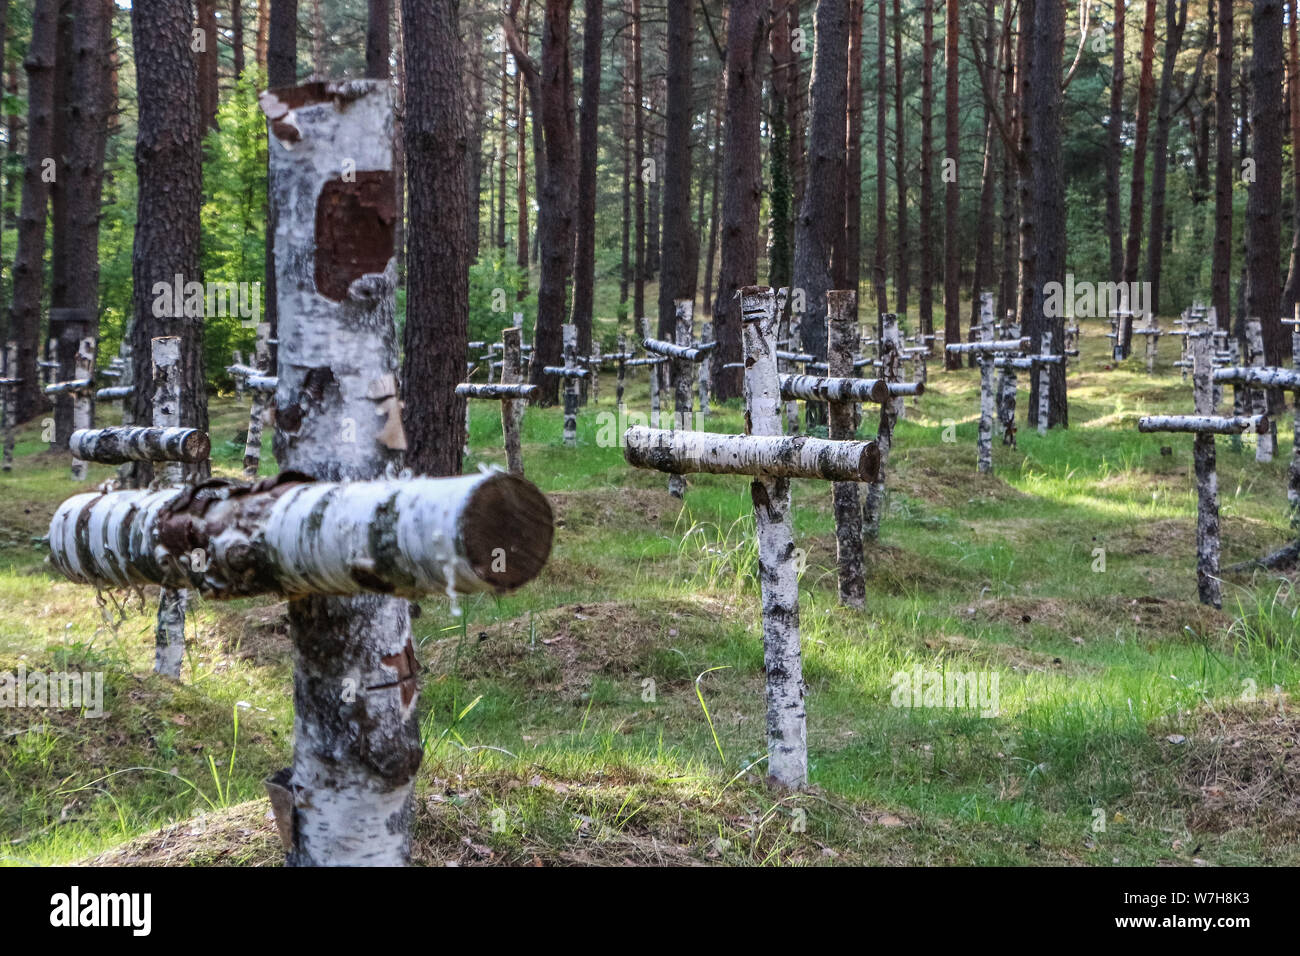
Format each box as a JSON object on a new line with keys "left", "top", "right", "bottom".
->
{"left": 67, "top": 338, "right": 96, "bottom": 482}
{"left": 995, "top": 305, "right": 1019, "bottom": 447}
{"left": 2, "top": 342, "right": 17, "bottom": 472}
{"left": 977, "top": 322, "right": 995, "bottom": 473}
{"left": 669, "top": 299, "right": 694, "bottom": 497}
{"left": 589, "top": 341, "right": 601, "bottom": 404}
{"left": 863, "top": 313, "right": 902, "bottom": 539}
{"left": 261, "top": 78, "right": 418, "bottom": 866}
{"left": 827, "top": 290, "right": 864, "bottom": 607}
{"left": 742, "top": 286, "right": 805, "bottom": 789}
{"left": 778, "top": 288, "right": 800, "bottom": 436}
{"left": 1142, "top": 313, "right": 1160, "bottom": 372}
{"left": 149, "top": 335, "right": 189, "bottom": 678}
{"left": 638, "top": 316, "right": 660, "bottom": 427}
{"left": 1037, "top": 331, "right": 1052, "bottom": 437}
{"left": 698, "top": 320, "right": 712, "bottom": 416}
{"left": 563, "top": 323, "right": 579, "bottom": 447}
{"left": 240, "top": 323, "right": 271, "bottom": 478}
{"left": 616, "top": 332, "right": 628, "bottom": 408}
{"left": 1245, "top": 318, "right": 1276, "bottom": 462}
{"left": 501, "top": 326, "right": 526, "bottom": 474}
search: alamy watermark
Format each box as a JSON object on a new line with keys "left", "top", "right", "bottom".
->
{"left": 152, "top": 273, "right": 262, "bottom": 328}
{"left": 0, "top": 663, "right": 105, "bottom": 718}
{"left": 1043, "top": 274, "right": 1152, "bottom": 319}
{"left": 891, "top": 667, "right": 1000, "bottom": 717}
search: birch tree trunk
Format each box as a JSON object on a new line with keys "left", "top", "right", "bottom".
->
{"left": 69, "top": 338, "right": 95, "bottom": 482}
{"left": 741, "top": 286, "right": 806, "bottom": 790}
{"left": 2, "top": 343, "right": 15, "bottom": 471}
{"left": 1245, "top": 318, "right": 1276, "bottom": 461}
{"left": 827, "top": 290, "right": 864, "bottom": 607}
{"left": 501, "top": 326, "right": 525, "bottom": 475}
{"left": 151, "top": 335, "right": 188, "bottom": 678}
{"left": 563, "top": 323, "right": 578, "bottom": 447}
{"left": 263, "top": 79, "right": 421, "bottom": 867}
{"left": 995, "top": 300, "right": 1019, "bottom": 446}
{"left": 978, "top": 320, "right": 995, "bottom": 474}
{"left": 1193, "top": 333, "right": 1221, "bottom": 608}
{"left": 669, "top": 300, "right": 693, "bottom": 497}
{"left": 863, "top": 313, "right": 901, "bottom": 538}
{"left": 615, "top": 332, "right": 627, "bottom": 408}
{"left": 243, "top": 323, "right": 271, "bottom": 478}
{"left": 1037, "top": 331, "right": 1052, "bottom": 438}
{"left": 698, "top": 321, "right": 712, "bottom": 416}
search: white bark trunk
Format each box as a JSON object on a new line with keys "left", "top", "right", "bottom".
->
{"left": 779, "top": 374, "right": 889, "bottom": 404}
{"left": 1137, "top": 415, "right": 1269, "bottom": 434}
{"left": 741, "top": 286, "right": 806, "bottom": 790}
{"left": 669, "top": 300, "right": 694, "bottom": 497}
{"left": 1037, "top": 331, "right": 1052, "bottom": 437}
{"left": 864, "top": 314, "right": 902, "bottom": 537}
{"left": 262, "top": 79, "right": 416, "bottom": 866}
{"left": 2, "top": 343, "right": 16, "bottom": 472}
{"left": 827, "top": 290, "right": 863, "bottom": 607}
{"left": 698, "top": 321, "right": 712, "bottom": 416}
{"left": 623, "top": 426, "right": 879, "bottom": 481}
{"left": 995, "top": 317, "right": 1020, "bottom": 446}
{"left": 69, "top": 338, "right": 95, "bottom": 482}
{"left": 68, "top": 426, "right": 210, "bottom": 464}
{"left": 563, "top": 323, "right": 578, "bottom": 447}
{"left": 500, "top": 326, "right": 526, "bottom": 475}
{"left": 243, "top": 323, "right": 271, "bottom": 478}
{"left": 1245, "top": 319, "right": 1276, "bottom": 461}
{"left": 150, "top": 335, "right": 187, "bottom": 678}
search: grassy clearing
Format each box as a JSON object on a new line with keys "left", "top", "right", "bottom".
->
{"left": 1, "top": 316, "right": 1297, "bottom": 866}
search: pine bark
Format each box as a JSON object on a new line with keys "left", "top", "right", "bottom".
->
{"left": 657, "top": 0, "right": 695, "bottom": 343}
{"left": 402, "top": 0, "right": 470, "bottom": 475}
{"left": 1144, "top": 0, "right": 1189, "bottom": 319}
{"left": 366, "top": 0, "right": 391, "bottom": 78}
{"left": 1105, "top": 0, "right": 1125, "bottom": 286}
{"left": 715, "top": 0, "right": 766, "bottom": 400}
{"left": 8, "top": 0, "right": 57, "bottom": 424}
{"left": 1121, "top": 0, "right": 1158, "bottom": 355}
{"left": 1245, "top": 0, "right": 1285, "bottom": 365}
{"left": 129, "top": 0, "right": 206, "bottom": 488}
{"left": 571, "top": 0, "right": 602, "bottom": 363}
{"left": 919, "top": 0, "right": 935, "bottom": 339}
{"left": 942, "top": 0, "right": 960, "bottom": 370}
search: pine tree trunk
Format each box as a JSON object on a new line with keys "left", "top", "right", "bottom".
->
{"left": 1211, "top": 0, "right": 1233, "bottom": 331}
{"left": 1105, "top": 0, "right": 1125, "bottom": 286}
{"left": 233, "top": 0, "right": 246, "bottom": 78}
{"left": 918, "top": 0, "right": 935, "bottom": 340}
{"left": 834, "top": 0, "right": 862, "bottom": 314}
{"left": 942, "top": 0, "right": 960, "bottom": 370}
{"left": 1284, "top": 0, "right": 1300, "bottom": 319}
{"left": 792, "top": 0, "right": 847, "bottom": 407}
{"left": 1245, "top": 0, "right": 1285, "bottom": 365}
{"left": 8, "top": 0, "right": 57, "bottom": 424}
{"left": 871, "top": 0, "right": 888, "bottom": 317}
{"left": 715, "top": 0, "right": 765, "bottom": 400}
{"left": 892, "top": 0, "right": 908, "bottom": 318}
{"left": 366, "top": 0, "right": 390, "bottom": 79}
{"left": 1144, "top": 0, "right": 1188, "bottom": 319}
{"left": 1121, "top": 0, "right": 1158, "bottom": 355}
{"left": 129, "top": 0, "right": 205, "bottom": 488}
{"left": 573, "top": 0, "right": 605, "bottom": 363}
{"left": 656, "top": 0, "right": 694, "bottom": 343}
{"left": 403, "top": 0, "right": 470, "bottom": 473}
{"left": 197, "top": 0, "right": 219, "bottom": 129}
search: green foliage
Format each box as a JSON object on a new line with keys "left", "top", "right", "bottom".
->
{"left": 467, "top": 253, "right": 534, "bottom": 346}
{"left": 201, "top": 71, "right": 268, "bottom": 385}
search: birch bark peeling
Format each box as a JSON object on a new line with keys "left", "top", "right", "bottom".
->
{"left": 864, "top": 313, "right": 902, "bottom": 538}
{"left": 623, "top": 427, "right": 879, "bottom": 482}
{"left": 70, "top": 338, "right": 96, "bottom": 482}
{"left": 262, "top": 79, "right": 422, "bottom": 867}
{"left": 669, "top": 299, "right": 694, "bottom": 497}
{"left": 500, "top": 326, "right": 526, "bottom": 475}
{"left": 69, "top": 427, "right": 210, "bottom": 464}
{"left": 827, "top": 289, "right": 864, "bottom": 607}
{"left": 741, "top": 285, "right": 805, "bottom": 791}
{"left": 48, "top": 471, "right": 554, "bottom": 597}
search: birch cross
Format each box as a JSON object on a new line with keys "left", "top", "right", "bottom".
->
{"left": 1137, "top": 333, "right": 1269, "bottom": 608}
{"left": 945, "top": 306, "right": 1029, "bottom": 474}
{"left": 642, "top": 300, "right": 716, "bottom": 496}
{"left": 1213, "top": 363, "right": 1300, "bottom": 528}
{"left": 542, "top": 323, "right": 590, "bottom": 447}
{"left": 43, "top": 336, "right": 96, "bottom": 480}
{"left": 1133, "top": 313, "right": 1162, "bottom": 373}
{"left": 1108, "top": 307, "right": 1135, "bottom": 362}
{"left": 624, "top": 286, "right": 882, "bottom": 790}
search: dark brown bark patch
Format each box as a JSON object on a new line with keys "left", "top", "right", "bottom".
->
{"left": 314, "top": 172, "right": 397, "bottom": 301}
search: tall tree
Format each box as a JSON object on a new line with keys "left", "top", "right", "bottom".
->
{"left": 656, "top": 0, "right": 694, "bottom": 340}
{"left": 942, "top": 0, "right": 960, "bottom": 369}
{"left": 892, "top": 0, "right": 908, "bottom": 317}
{"left": 715, "top": 0, "right": 766, "bottom": 400}
{"left": 1282, "top": 0, "right": 1300, "bottom": 319}
{"left": 232, "top": 0, "right": 246, "bottom": 77}
{"left": 792, "top": 0, "right": 848, "bottom": 397}
{"left": 1143, "top": 0, "right": 1189, "bottom": 318}
{"left": 833, "top": 0, "right": 862, "bottom": 322}
{"left": 266, "top": 0, "right": 297, "bottom": 374}
{"left": 7, "top": 0, "right": 57, "bottom": 423}
{"left": 1121, "top": 0, "right": 1157, "bottom": 352}
{"left": 1025, "top": 0, "right": 1066, "bottom": 426}
{"left": 969, "top": 0, "right": 999, "bottom": 360}
{"left": 197, "top": 0, "right": 219, "bottom": 130}
{"left": 630, "top": 0, "right": 645, "bottom": 328}
{"left": 1210, "top": 0, "right": 1232, "bottom": 330}
{"left": 508, "top": 0, "right": 576, "bottom": 404}
{"left": 1245, "top": 0, "right": 1285, "bottom": 363}
{"left": 129, "top": 0, "right": 206, "bottom": 483}
{"left": 918, "top": 0, "right": 935, "bottom": 339}
{"left": 768, "top": 0, "right": 796, "bottom": 296}
{"left": 871, "top": 0, "right": 887, "bottom": 316}
{"left": 572, "top": 0, "right": 603, "bottom": 360}
{"left": 366, "top": 0, "right": 391, "bottom": 78}
{"left": 1104, "top": 0, "right": 1125, "bottom": 286}
{"left": 402, "top": 0, "right": 470, "bottom": 474}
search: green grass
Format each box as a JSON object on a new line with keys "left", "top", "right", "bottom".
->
{"left": 1, "top": 314, "right": 1297, "bottom": 866}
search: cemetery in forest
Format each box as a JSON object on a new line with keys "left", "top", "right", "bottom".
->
{"left": 0, "top": 0, "right": 1296, "bottom": 899}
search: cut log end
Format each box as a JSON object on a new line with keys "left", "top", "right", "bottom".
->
{"left": 460, "top": 473, "right": 555, "bottom": 591}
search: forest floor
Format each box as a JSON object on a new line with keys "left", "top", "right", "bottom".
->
{"left": 2, "top": 316, "right": 1299, "bottom": 866}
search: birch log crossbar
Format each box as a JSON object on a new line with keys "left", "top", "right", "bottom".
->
{"left": 454, "top": 381, "right": 538, "bottom": 476}
{"left": 1214, "top": 365, "right": 1300, "bottom": 527}
{"left": 68, "top": 427, "right": 210, "bottom": 464}
{"left": 623, "top": 286, "right": 882, "bottom": 790}
{"left": 48, "top": 471, "right": 554, "bottom": 598}
{"left": 1134, "top": 334, "right": 1263, "bottom": 608}
{"left": 643, "top": 301, "right": 712, "bottom": 495}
